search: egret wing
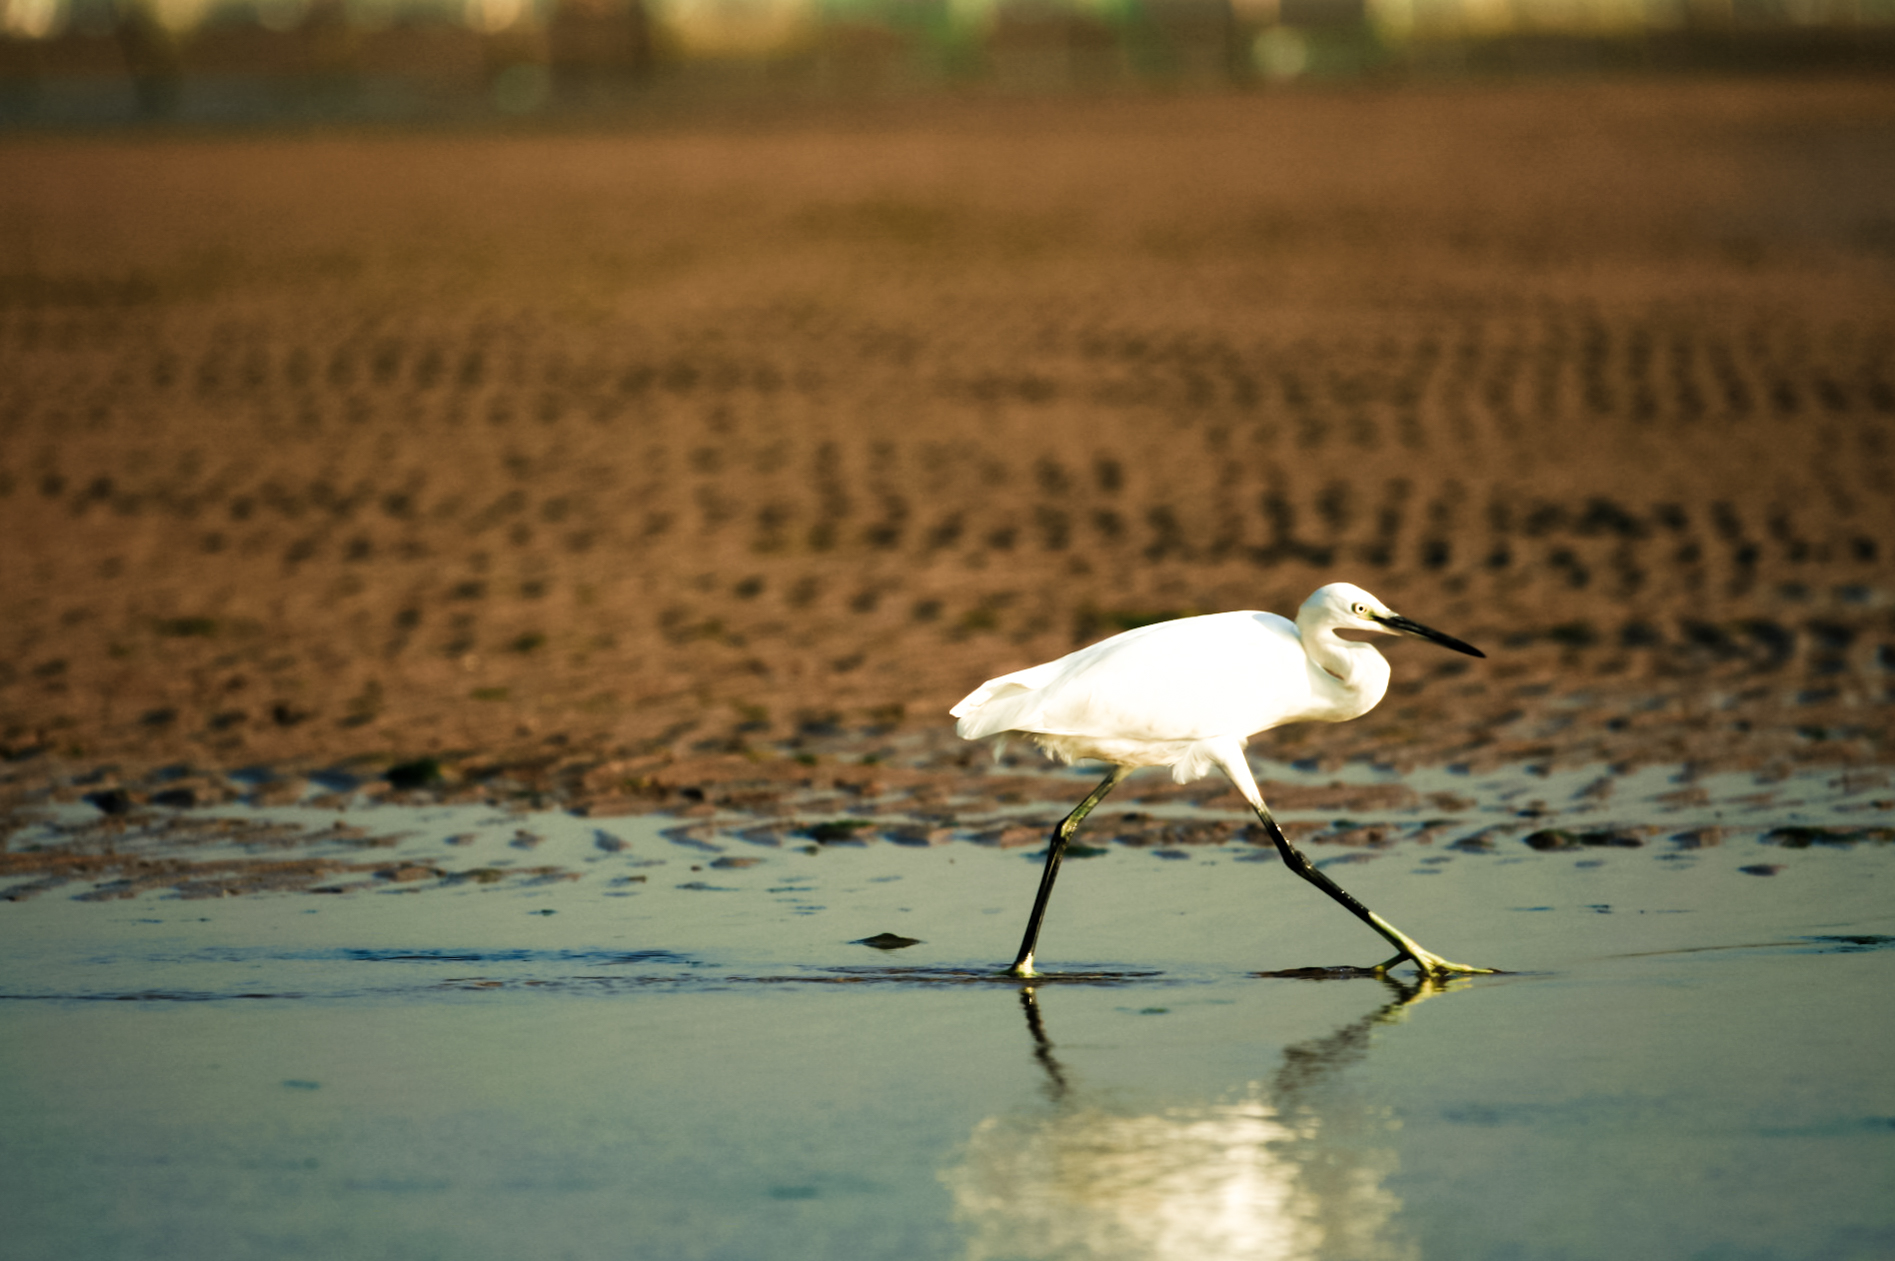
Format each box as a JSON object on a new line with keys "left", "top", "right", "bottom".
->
{"left": 950, "top": 659, "right": 1067, "bottom": 740}
{"left": 980, "top": 612, "right": 1319, "bottom": 742}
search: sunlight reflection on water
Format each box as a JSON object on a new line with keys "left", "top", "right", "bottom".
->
{"left": 945, "top": 984, "right": 1440, "bottom": 1261}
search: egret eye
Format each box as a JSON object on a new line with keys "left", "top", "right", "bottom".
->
{"left": 1351, "top": 602, "right": 1368, "bottom": 616}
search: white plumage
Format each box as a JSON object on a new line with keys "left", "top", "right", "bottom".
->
{"left": 955, "top": 595, "right": 1393, "bottom": 786}
{"left": 952, "top": 582, "right": 1492, "bottom": 978}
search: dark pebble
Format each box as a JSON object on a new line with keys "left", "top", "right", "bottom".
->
{"left": 85, "top": 789, "right": 133, "bottom": 815}
{"left": 853, "top": 932, "right": 921, "bottom": 950}
{"left": 385, "top": 758, "right": 443, "bottom": 790}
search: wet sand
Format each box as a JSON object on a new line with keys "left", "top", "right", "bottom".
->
{"left": 4, "top": 741, "right": 1892, "bottom": 904}
{"left": 2, "top": 75, "right": 1893, "bottom": 809}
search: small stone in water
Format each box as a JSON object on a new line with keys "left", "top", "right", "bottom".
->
{"left": 853, "top": 932, "right": 921, "bottom": 950}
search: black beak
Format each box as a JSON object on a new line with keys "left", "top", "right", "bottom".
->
{"left": 1374, "top": 613, "right": 1486, "bottom": 659}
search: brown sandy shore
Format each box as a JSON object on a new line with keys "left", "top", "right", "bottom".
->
{"left": 2, "top": 76, "right": 1893, "bottom": 833}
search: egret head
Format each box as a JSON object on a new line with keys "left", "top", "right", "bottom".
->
{"left": 1301, "top": 583, "right": 1485, "bottom": 658}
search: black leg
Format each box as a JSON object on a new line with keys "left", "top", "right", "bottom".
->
{"left": 1250, "top": 804, "right": 1382, "bottom": 927}
{"left": 1009, "top": 766, "right": 1130, "bottom": 977}
{"left": 1248, "top": 800, "right": 1493, "bottom": 976}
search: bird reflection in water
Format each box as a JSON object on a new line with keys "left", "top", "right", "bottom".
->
{"left": 943, "top": 978, "right": 1462, "bottom": 1261}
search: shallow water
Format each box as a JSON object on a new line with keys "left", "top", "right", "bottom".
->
{"left": 3, "top": 763, "right": 1893, "bottom": 1261}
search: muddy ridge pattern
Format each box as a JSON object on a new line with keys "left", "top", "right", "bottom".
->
{"left": 2, "top": 80, "right": 1893, "bottom": 792}
{"left": 6, "top": 755, "right": 1889, "bottom": 904}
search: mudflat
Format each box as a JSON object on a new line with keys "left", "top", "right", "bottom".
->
{"left": 2, "top": 75, "right": 1892, "bottom": 802}
{"left": 3, "top": 79, "right": 1895, "bottom": 1261}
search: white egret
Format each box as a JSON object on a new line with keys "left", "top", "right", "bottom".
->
{"left": 951, "top": 582, "right": 1493, "bottom": 978}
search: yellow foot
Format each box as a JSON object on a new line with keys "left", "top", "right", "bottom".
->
{"left": 1008, "top": 955, "right": 1038, "bottom": 979}
{"left": 1372, "top": 948, "right": 1497, "bottom": 977}
{"left": 1361, "top": 912, "right": 1496, "bottom": 977}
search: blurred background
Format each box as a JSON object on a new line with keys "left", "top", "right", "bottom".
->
{"left": 1, "top": 0, "right": 1892, "bottom": 784}
{"left": 0, "top": 0, "right": 1891, "bottom": 124}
